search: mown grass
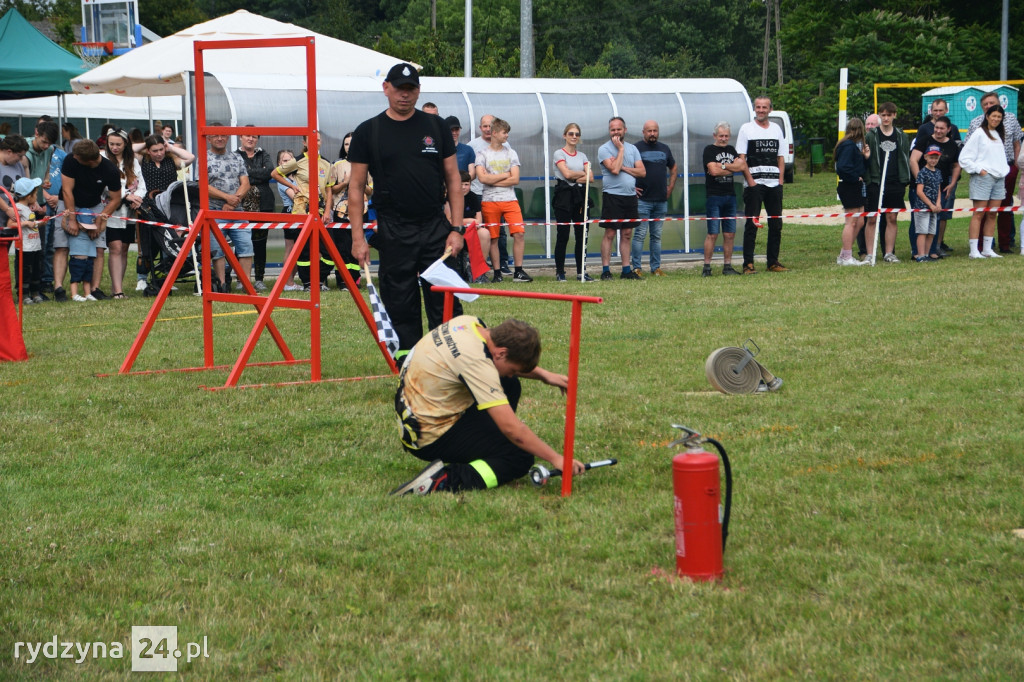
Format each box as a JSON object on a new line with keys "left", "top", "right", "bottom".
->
{"left": 2, "top": 219, "right": 1023, "bottom": 680}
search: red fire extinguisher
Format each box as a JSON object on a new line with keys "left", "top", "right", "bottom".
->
{"left": 669, "top": 424, "right": 732, "bottom": 581}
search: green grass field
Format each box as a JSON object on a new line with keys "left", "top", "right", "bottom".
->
{"left": 2, "top": 218, "right": 1023, "bottom": 679}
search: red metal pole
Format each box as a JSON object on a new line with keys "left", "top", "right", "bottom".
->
{"left": 310, "top": 224, "right": 322, "bottom": 382}
{"left": 201, "top": 216, "right": 215, "bottom": 367}
{"left": 193, "top": 43, "right": 216, "bottom": 368}
{"left": 562, "top": 299, "right": 584, "bottom": 497}
{"left": 443, "top": 292, "right": 455, "bottom": 322}
{"left": 306, "top": 37, "right": 324, "bottom": 382}
{"left": 431, "top": 287, "right": 602, "bottom": 305}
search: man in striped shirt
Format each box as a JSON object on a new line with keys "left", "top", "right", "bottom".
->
{"left": 737, "top": 96, "right": 787, "bottom": 274}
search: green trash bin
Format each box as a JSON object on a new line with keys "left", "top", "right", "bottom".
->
{"left": 809, "top": 137, "right": 826, "bottom": 177}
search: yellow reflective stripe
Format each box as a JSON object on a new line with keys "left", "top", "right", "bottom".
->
{"left": 297, "top": 259, "right": 310, "bottom": 266}
{"left": 346, "top": 263, "right": 360, "bottom": 271}
{"left": 477, "top": 398, "right": 508, "bottom": 410}
{"left": 469, "top": 460, "right": 498, "bottom": 489}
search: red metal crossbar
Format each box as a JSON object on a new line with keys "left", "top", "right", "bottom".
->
{"left": 432, "top": 285, "right": 603, "bottom": 496}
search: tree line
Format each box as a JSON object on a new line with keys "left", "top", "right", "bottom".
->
{"left": 5, "top": 0, "right": 1021, "bottom": 148}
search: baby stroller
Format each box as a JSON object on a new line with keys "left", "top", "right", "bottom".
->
{"left": 136, "top": 181, "right": 200, "bottom": 296}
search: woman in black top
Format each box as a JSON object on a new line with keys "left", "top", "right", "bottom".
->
{"left": 833, "top": 117, "right": 871, "bottom": 266}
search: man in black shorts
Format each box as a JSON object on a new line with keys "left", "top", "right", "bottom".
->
{"left": 864, "top": 101, "right": 911, "bottom": 264}
{"left": 347, "top": 63, "right": 464, "bottom": 364}
{"left": 597, "top": 117, "right": 646, "bottom": 280}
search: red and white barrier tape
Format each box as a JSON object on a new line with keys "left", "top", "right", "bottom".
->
{"left": 34, "top": 204, "right": 1024, "bottom": 233}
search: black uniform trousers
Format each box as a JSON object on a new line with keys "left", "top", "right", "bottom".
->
{"left": 553, "top": 207, "right": 586, "bottom": 275}
{"left": 407, "top": 376, "right": 532, "bottom": 491}
{"left": 742, "top": 183, "right": 784, "bottom": 268}
{"left": 376, "top": 210, "right": 463, "bottom": 353}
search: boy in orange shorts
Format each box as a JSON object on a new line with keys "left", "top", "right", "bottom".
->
{"left": 475, "top": 118, "right": 532, "bottom": 282}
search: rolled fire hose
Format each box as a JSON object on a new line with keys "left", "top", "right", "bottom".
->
{"left": 706, "top": 340, "right": 782, "bottom": 395}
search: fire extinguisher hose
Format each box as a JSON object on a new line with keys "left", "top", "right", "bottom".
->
{"left": 704, "top": 437, "right": 732, "bottom": 552}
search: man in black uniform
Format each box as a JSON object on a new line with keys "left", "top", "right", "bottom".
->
{"left": 348, "top": 63, "right": 464, "bottom": 364}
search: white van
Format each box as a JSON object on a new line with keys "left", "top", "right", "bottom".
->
{"left": 768, "top": 110, "right": 795, "bottom": 183}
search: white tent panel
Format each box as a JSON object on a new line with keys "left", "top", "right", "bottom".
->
{"left": 203, "top": 72, "right": 753, "bottom": 256}
{"left": 70, "top": 10, "right": 412, "bottom": 98}
{"left": 0, "top": 92, "right": 181, "bottom": 120}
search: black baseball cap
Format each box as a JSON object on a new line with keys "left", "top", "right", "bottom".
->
{"left": 445, "top": 116, "right": 461, "bottom": 130}
{"left": 385, "top": 63, "right": 420, "bottom": 88}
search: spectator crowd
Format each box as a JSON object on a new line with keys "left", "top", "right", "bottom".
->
{"left": 4, "top": 85, "right": 1024, "bottom": 312}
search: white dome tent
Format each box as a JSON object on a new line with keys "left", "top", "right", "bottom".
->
{"left": 190, "top": 73, "right": 753, "bottom": 256}
{"left": 72, "top": 11, "right": 753, "bottom": 256}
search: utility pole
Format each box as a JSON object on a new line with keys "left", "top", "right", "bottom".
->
{"left": 1000, "top": 0, "right": 1008, "bottom": 80}
{"left": 464, "top": 0, "right": 472, "bottom": 77}
{"left": 760, "top": 0, "right": 783, "bottom": 90}
{"left": 761, "top": 0, "right": 770, "bottom": 89}
{"left": 774, "top": 0, "right": 782, "bottom": 88}
{"left": 520, "top": 0, "right": 534, "bottom": 78}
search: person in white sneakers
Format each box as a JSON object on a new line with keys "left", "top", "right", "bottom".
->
{"left": 864, "top": 102, "right": 911, "bottom": 264}
{"left": 833, "top": 117, "right": 871, "bottom": 266}
{"left": 959, "top": 105, "right": 1009, "bottom": 259}
{"left": 1018, "top": 145, "right": 1024, "bottom": 256}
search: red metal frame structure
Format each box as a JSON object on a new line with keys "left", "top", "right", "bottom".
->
{"left": 433, "top": 286, "right": 602, "bottom": 497}
{"left": 118, "top": 37, "right": 398, "bottom": 388}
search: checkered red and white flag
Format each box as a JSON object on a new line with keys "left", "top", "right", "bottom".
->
{"left": 365, "top": 277, "right": 399, "bottom": 359}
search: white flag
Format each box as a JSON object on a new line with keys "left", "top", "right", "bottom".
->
{"left": 420, "top": 255, "right": 479, "bottom": 302}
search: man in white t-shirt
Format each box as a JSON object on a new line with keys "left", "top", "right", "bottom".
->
{"left": 737, "top": 96, "right": 786, "bottom": 274}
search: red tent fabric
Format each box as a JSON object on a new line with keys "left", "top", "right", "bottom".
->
{"left": 0, "top": 243, "right": 28, "bottom": 362}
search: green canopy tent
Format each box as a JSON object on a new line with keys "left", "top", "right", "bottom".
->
{"left": 0, "top": 8, "right": 88, "bottom": 100}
